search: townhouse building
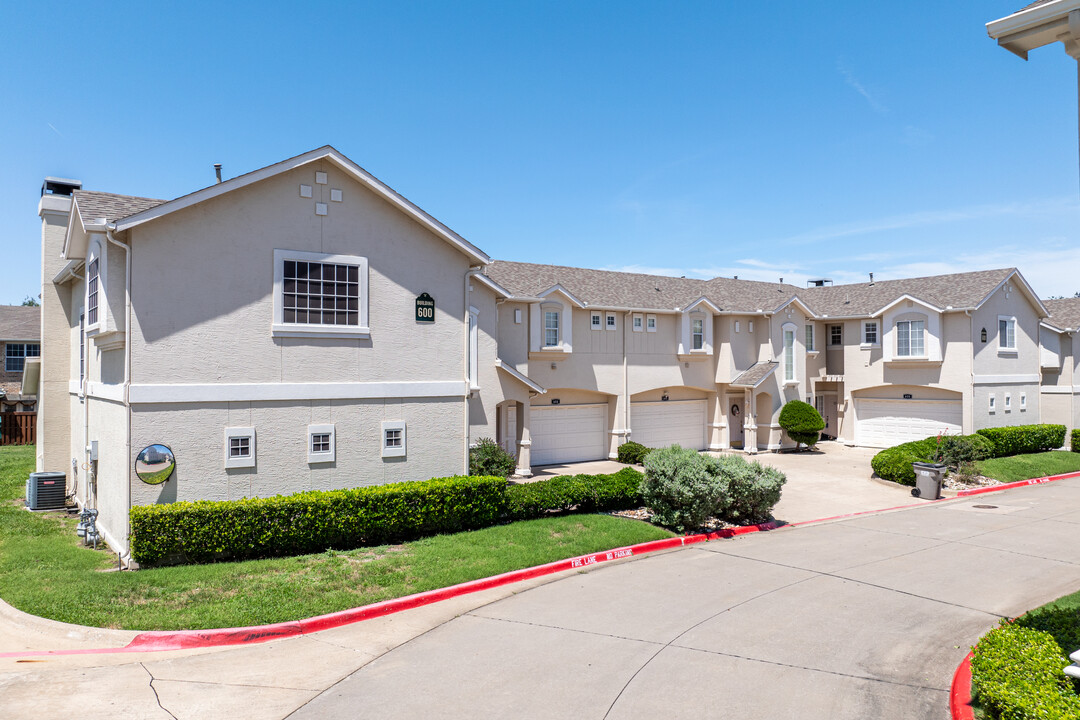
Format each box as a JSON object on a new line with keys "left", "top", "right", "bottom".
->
{"left": 34, "top": 146, "right": 1073, "bottom": 562}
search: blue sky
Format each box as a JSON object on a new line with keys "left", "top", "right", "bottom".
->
{"left": 2, "top": 1, "right": 1078, "bottom": 305}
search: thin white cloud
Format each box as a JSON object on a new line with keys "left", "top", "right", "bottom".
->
{"left": 838, "top": 59, "right": 888, "bottom": 115}
{"left": 47, "top": 122, "right": 63, "bottom": 138}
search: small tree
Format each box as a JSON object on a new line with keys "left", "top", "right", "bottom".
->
{"left": 778, "top": 400, "right": 825, "bottom": 451}
{"left": 469, "top": 438, "right": 516, "bottom": 478}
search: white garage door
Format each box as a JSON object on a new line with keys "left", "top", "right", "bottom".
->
{"left": 631, "top": 400, "right": 707, "bottom": 451}
{"left": 855, "top": 399, "right": 962, "bottom": 448}
{"left": 531, "top": 404, "right": 608, "bottom": 465}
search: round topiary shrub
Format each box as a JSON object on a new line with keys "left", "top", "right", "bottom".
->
{"left": 641, "top": 445, "right": 727, "bottom": 532}
{"left": 617, "top": 441, "right": 651, "bottom": 465}
{"left": 778, "top": 400, "right": 825, "bottom": 450}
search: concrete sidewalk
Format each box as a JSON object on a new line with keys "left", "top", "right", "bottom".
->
{"left": 3, "top": 477, "right": 1079, "bottom": 719}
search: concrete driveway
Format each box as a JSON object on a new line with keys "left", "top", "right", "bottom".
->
{"left": 4, "top": 477, "right": 1080, "bottom": 719}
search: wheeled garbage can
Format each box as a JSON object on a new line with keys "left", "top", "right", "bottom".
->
{"left": 911, "top": 462, "right": 946, "bottom": 500}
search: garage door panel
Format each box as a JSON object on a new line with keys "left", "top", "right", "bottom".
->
{"left": 855, "top": 399, "right": 961, "bottom": 448}
{"left": 531, "top": 405, "right": 607, "bottom": 465}
{"left": 632, "top": 400, "right": 706, "bottom": 451}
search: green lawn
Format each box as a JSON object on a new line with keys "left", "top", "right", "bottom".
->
{"left": 976, "top": 451, "right": 1080, "bottom": 484}
{"left": 0, "top": 445, "right": 672, "bottom": 631}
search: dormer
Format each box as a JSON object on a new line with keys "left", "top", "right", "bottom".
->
{"left": 678, "top": 297, "right": 718, "bottom": 360}
{"left": 529, "top": 285, "right": 582, "bottom": 358}
{"left": 876, "top": 295, "right": 943, "bottom": 363}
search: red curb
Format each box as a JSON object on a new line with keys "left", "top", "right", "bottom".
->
{"left": 949, "top": 651, "right": 975, "bottom": 720}
{"left": 956, "top": 470, "right": 1080, "bottom": 497}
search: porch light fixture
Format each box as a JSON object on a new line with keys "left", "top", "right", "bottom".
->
{"left": 980, "top": 327, "right": 987, "bottom": 343}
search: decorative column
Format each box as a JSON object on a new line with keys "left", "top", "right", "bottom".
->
{"left": 744, "top": 388, "right": 758, "bottom": 454}
{"left": 515, "top": 402, "right": 532, "bottom": 478}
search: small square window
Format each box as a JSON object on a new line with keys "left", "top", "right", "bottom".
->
{"left": 734, "top": 321, "right": 740, "bottom": 333}
{"left": 633, "top": 314, "right": 643, "bottom": 332}
{"left": 382, "top": 421, "right": 406, "bottom": 458}
{"left": 988, "top": 394, "right": 996, "bottom": 413}
{"left": 748, "top": 321, "right": 754, "bottom": 333}
{"left": 308, "top": 424, "right": 336, "bottom": 463}
{"left": 1004, "top": 394, "right": 1012, "bottom": 412}
{"left": 646, "top": 314, "right": 656, "bottom": 332}
{"left": 830, "top": 325, "right": 842, "bottom": 345}
{"left": 606, "top": 313, "right": 616, "bottom": 330}
{"left": 1020, "top": 393, "right": 1027, "bottom": 411}
{"left": 863, "top": 321, "right": 878, "bottom": 346}
{"left": 224, "top": 427, "right": 256, "bottom": 469}
{"left": 591, "top": 312, "right": 602, "bottom": 329}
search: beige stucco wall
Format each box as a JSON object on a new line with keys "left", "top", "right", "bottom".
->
{"left": 467, "top": 282, "right": 504, "bottom": 443}
{"left": 38, "top": 198, "right": 74, "bottom": 476}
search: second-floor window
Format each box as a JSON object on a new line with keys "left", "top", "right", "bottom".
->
{"left": 998, "top": 317, "right": 1016, "bottom": 351}
{"left": 830, "top": 325, "right": 842, "bottom": 345}
{"left": 692, "top": 318, "right": 704, "bottom": 350}
{"left": 863, "top": 321, "right": 878, "bottom": 345}
{"left": 5, "top": 343, "right": 39, "bottom": 373}
{"left": 896, "top": 320, "right": 925, "bottom": 357}
{"left": 783, "top": 327, "right": 795, "bottom": 382}
{"left": 87, "top": 257, "right": 100, "bottom": 326}
{"left": 544, "top": 310, "right": 560, "bottom": 347}
{"left": 805, "top": 324, "right": 815, "bottom": 352}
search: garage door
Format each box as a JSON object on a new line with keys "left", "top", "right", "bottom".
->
{"left": 855, "top": 399, "right": 962, "bottom": 448}
{"left": 631, "top": 400, "right": 707, "bottom": 451}
{"left": 531, "top": 404, "right": 608, "bottom": 465}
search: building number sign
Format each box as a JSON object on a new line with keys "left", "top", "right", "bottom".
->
{"left": 415, "top": 293, "right": 435, "bottom": 323}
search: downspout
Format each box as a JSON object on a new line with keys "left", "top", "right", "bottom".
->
{"left": 623, "top": 310, "right": 630, "bottom": 447}
{"left": 106, "top": 224, "right": 133, "bottom": 568}
{"left": 463, "top": 267, "right": 483, "bottom": 475}
{"left": 965, "top": 309, "right": 974, "bottom": 435}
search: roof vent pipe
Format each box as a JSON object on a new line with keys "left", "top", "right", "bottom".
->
{"left": 214, "top": 164, "right": 223, "bottom": 184}
{"left": 869, "top": 272, "right": 874, "bottom": 286}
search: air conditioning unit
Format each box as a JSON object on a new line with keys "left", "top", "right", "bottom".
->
{"left": 26, "top": 472, "right": 66, "bottom": 511}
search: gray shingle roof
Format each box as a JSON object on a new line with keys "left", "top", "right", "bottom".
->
{"left": 731, "top": 361, "right": 778, "bottom": 389}
{"left": 74, "top": 190, "right": 165, "bottom": 223}
{"left": 1044, "top": 298, "right": 1080, "bottom": 331}
{"left": 800, "top": 268, "right": 1016, "bottom": 317}
{"left": 0, "top": 305, "right": 40, "bottom": 341}
{"left": 1019, "top": 0, "right": 1057, "bottom": 11}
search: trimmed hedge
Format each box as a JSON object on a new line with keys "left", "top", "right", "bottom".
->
{"left": 505, "top": 468, "right": 643, "bottom": 520}
{"left": 930, "top": 433, "right": 995, "bottom": 467}
{"left": 617, "top": 441, "right": 652, "bottom": 465}
{"left": 1072, "top": 429, "right": 1080, "bottom": 453}
{"left": 870, "top": 437, "right": 938, "bottom": 486}
{"left": 971, "top": 621, "right": 1080, "bottom": 719}
{"left": 976, "top": 424, "right": 1066, "bottom": 458}
{"left": 131, "top": 475, "right": 508, "bottom": 566}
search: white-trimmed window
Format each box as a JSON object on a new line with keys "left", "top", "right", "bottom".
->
{"left": 514, "top": 308, "right": 522, "bottom": 324}
{"left": 830, "top": 325, "right": 842, "bottom": 345}
{"left": 783, "top": 324, "right": 796, "bottom": 383}
{"left": 273, "top": 249, "right": 368, "bottom": 337}
{"left": 86, "top": 256, "right": 100, "bottom": 327}
{"left": 591, "top": 311, "right": 602, "bottom": 330}
{"left": 308, "top": 424, "right": 336, "bottom": 463}
{"left": 543, "top": 308, "right": 560, "bottom": 347}
{"left": 382, "top": 421, "right": 406, "bottom": 458}
{"left": 606, "top": 312, "right": 616, "bottom": 330}
{"left": 224, "top": 427, "right": 256, "bottom": 469}
{"left": 646, "top": 314, "right": 656, "bottom": 332}
{"left": 734, "top": 321, "right": 740, "bottom": 333}
{"left": 1004, "top": 393, "right": 1012, "bottom": 412}
{"left": 998, "top": 316, "right": 1016, "bottom": 352}
{"left": 863, "top": 321, "right": 879, "bottom": 346}
{"left": 1020, "top": 392, "right": 1027, "bottom": 411}
{"left": 989, "top": 394, "right": 996, "bottom": 413}
{"left": 692, "top": 317, "right": 704, "bottom": 350}
{"left": 5, "top": 343, "right": 39, "bottom": 373}
{"left": 632, "top": 314, "right": 643, "bottom": 332}
{"left": 805, "top": 324, "right": 815, "bottom": 352}
{"left": 896, "top": 320, "right": 925, "bottom": 357}
{"left": 748, "top": 321, "right": 754, "bottom": 333}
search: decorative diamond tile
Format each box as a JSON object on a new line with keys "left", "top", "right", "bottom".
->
{"left": 330, "top": 188, "right": 343, "bottom": 202}
{"left": 315, "top": 202, "right": 328, "bottom": 216}
{"left": 315, "top": 171, "right": 328, "bottom": 185}
{"left": 299, "top": 184, "right": 312, "bottom": 198}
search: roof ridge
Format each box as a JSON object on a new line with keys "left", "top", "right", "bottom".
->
{"left": 75, "top": 189, "right": 167, "bottom": 203}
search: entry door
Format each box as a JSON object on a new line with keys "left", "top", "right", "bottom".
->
{"left": 501, "top": 406, "right": 517, "bottom": 454}
{"left": 727, "top": 395, "right": 745, "bottom": 448}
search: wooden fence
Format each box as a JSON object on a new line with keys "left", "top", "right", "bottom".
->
{"left": 0, "top": 412, "right": 36, "bottom": 446}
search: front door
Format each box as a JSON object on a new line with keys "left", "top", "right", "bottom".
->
{"left": 727, "top": 395, "right": 745, "bottom": 449}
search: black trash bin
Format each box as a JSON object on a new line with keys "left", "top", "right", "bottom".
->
{"left": 911, "top": 462, "right": 946, "bottom": 500}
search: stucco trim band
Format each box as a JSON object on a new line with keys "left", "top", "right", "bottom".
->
{"left": 972, "top": 374, "right": 1040, "bottom": 385}
{"left": 127, "top": 380, "right": 469, "bottom": 404}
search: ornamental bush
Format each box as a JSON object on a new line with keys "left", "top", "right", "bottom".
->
{"left": 641, "top": 446, "right": 727, "bottom": 532}
{"left": 930, "top": 433, "right": 994, "bottom": 468}
{"left": 469, "top": 437, "right": 517, "bottom": 478}
{"left": 976, "top": 424, "right": 1066, "bottom": 458}
{"left": 778, "top": 400, "right": 825, "bottom": 450}
{"left": 870, "top": 437, "right": 938, "bottom": 486}
{"left": 714, "top": 454, "right": 786, "bottom": 525}
{"left": 504, "top": 468, "right": 643, "bottom": 520}
{"left": 617, "top": 441, "right": 652, "bottom": 465}
{"left": 1071, "top": 429, "right": 1080, "bottom": 453}
{"left": 130, "top": 475, "right": 508, "bottom": 566}
{"left": 971, "top": 621, "right": 1080, "bottom": 720}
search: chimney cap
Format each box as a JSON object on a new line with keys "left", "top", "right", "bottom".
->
{"left": 41, "top": 177, "right": 82, "bottom": 197}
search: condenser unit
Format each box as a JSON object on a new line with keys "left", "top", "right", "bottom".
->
{"left": 26, "top": 472, "right": 66, "bottom": 510}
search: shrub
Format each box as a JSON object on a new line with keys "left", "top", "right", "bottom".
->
{"left": 930, "top": 433, "right": 994, "bottom": 468}
{"left": 505, "top": 468, "right": 643, "bottom": 520}
{"left": 641, "top": 445, "right": 727, "bottom": 532}
{"left": 1072, "top": 429, "right": 1080, "bottom": 453}
{"left": 1015, "top": 607, "right": 1080, "bottom": 664}
{"left": 130, "top": 475, "right": 508, "bottom": 566}
{"left": 469, "top": 437, "right": 517, "bottom": 478}
{"left": 976, "top": 424, "right": 1066, "bottom": 458}
{"left": 714, "top": 454, "right": 786, "bottom": 525}
{"left": 870, "top": 437, "right": 938, "bottom": 485}
{"left": 971, "top": 621, "right": 1080, "bottom": 719}
{"left": 617, "top": 441, "right": 652, "bottom": 465}
{"left": 778, "top": 400, "right": 825, "bottom": 450}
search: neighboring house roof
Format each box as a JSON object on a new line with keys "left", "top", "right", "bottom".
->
{"left": 730, "top": 361, "right": 779, "bottom": 389}
{"left": 0, "top": 305, "right": 40, "bottom": 341}
{"left": 73, "top": 190, "right": 165, "bottom": 223}
{"left": 1044, "top": 298, "right": 1080, "bottom": 331}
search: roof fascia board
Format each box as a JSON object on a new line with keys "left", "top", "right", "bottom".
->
{"left": 870, "top": 294, "right": 945, "bottom": 317}
{"left": 52, "top": 258, "right": 85, "bottom": 285}
{"left": 471, "top": 272, "right": 512, "bottom": 299}
{"left": 495, "top": 359, "right": 546, "bottom": 394}
{"left": 1041, "top": 320, "right": 1070, "bottom": 333}
{"left": 987, "top": 0, "right": 1078, "bottom": 39}
{"left": 114, "top": 146, "right": 491, "bottom": 265}
{"left": 537, "top": 285, "right": 585, "bottom": 308}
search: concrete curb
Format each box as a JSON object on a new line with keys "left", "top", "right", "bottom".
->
{"left": 955, "top": 470, "right": 1080, "bottom": 497}
{"left": 0, "top": 521, "right": 781, "bottom": 658}
{"left": 949, "top": 651, "right": 975, "bottom": 720}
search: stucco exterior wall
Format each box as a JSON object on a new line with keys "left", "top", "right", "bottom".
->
{"left": 86, "top": 397, "right": 129, "bottom": 552}
{"left": 38, "top": 198, "right": 75, "bottom": 476}
{"left": 467, "top": 283, "right": 502, "bottom": 443}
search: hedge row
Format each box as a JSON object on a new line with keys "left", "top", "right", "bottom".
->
{"left": 976, "top": 425, "right": 1066, "bottom": 458}
{"left": 1070, "top": 428, "right": 1079, "bottom": 454}
{"left": 971, "top": 621, "right": 1080, "bottom": 719}
{"left": 131, "top": 469, "right": 649, "bottom": 566}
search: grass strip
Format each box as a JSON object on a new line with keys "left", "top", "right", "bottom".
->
{"left": 975, "top": 451, "right": 1080, "bottom": 484}
{"left": 0, "top": 445, "right": 672, "bottom": 631}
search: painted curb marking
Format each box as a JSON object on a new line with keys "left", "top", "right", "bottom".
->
{"left": 956, "top": 470, "right": 1080, "bottom": 497}
{"left": 949, "top": 651, "right": 975, "bottom": 720}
